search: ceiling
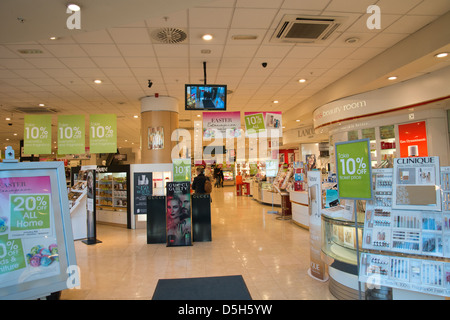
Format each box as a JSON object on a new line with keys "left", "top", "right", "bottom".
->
{"left": 0, "top": 0, "right": 450, "bottom": 155}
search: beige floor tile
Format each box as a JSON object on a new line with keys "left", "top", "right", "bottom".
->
{"left": 61, "top": 186, "right": 336, "bottom": 300}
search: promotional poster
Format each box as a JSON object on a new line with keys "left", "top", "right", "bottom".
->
{"left": 0, "top": 176, "right": 60, "bottom": 289}
{"left": 166, "top": 182, "right": 191, "bottom": 247}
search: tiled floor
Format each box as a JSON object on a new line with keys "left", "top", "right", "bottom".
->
{"left": 61, "top": 186, "right": 336, "bottom": 300}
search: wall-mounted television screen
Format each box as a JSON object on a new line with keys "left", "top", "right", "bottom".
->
{"left": 185, "top": 84, "right": 227, "bottom": 110}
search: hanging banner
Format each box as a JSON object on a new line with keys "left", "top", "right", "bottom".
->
{"left": 335, "top": 139, "right": 373, "bottom": 200}
{"left": 166, "top": 182, "right": 191, "bottom": 247}
{"left": 307, "top": 170, "right": 327, "bottom": 281}
{"left": 173, "top": 159, "right": 191, "bottom": 182}
{"left": 89, "top": 114, "right": 117, "bottom": 154}
{"left": 244, "top": 111, "right": 282, "bottom": 136}
{"left": 57, "top": 115, "right": 85, "bottom": 155}
{"left": 23, "top": 115, "right": 52, "bottom": 155}
{"left": 203, "top": 111, "right": 241, "bottom": 138}
{"left": 398, "top": 121, "right": 428, "bottom": 158}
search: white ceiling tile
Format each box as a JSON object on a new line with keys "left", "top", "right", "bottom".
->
{"left": 73, "top": 29, "right": 115, "bottom": 43}
{"left": 124, "top": 57, "right": 159, "bottom": 68}
{"left": 236, "top": 0, "right": 283, "bottom": 9}
{"left": 376, "top": 0, "right": 423, "bottom": 14}
{"left": 189, "top": 8, "right": 234, "bottom": 28}
{"left": 408, "top": 0, "right": 450, "bottom": 15}
{"left": 108, "top": 28, "right": 152, "bottom": 44}
{"left": 222, "top": 45, "right": 258, "bottom": 58}
{"left": 286, "top": 46, "right": 326, "bottom": 59}
{"left": 117, "top": 44, "right": 155, "bottom": 57}
{"left": 347, "top": 47, "right": 385, "bottom": 60}
{"left": 325, "top": 0, "right": 377, "bottom": 13}
{"left": 316, "top": 47, "right": 357, "bottom": 59}
{"left": 80, "top": 44, "right": 122, "bottom": 57}
{"left": 153, "top": 44, "right": 189, "bottom": 57}
{"left": 0, "top": 46, "right": 21, "bottom": 58}
{"left": 255, "top": 45, "right": 292, "bottom": 58}
{"left": 231, "top": 8, "right": 278, "bottom": 29}
{"left": 281, "top": 0, "right": 330, "bottom": 11}
{"left": 145, "top": 10, "right": 189, "bottom": 28}
{"left": 28, "top": 78, "right": 61, "bottom": 86}
{"left": 364, "top": 33, "right": 409, "bottom": 48}
{"left": 44, "top": 44, "right": 87, "bottom": 57}
{"left": 59, "top": 57, "right": 97, "bottom": 68}
{"left": 0, "top": 59, "right": 35, "bottom": 69}
{"left": 13, "top": 69, "right": 48, "bottom": 78}
{"left": 92, "top": 57, "right": 128, "bottom": 68}
{"left": 27, "top": 58, "right": 67, "bottom": 69}
{"left": 383, "top": 15, "right": 439, "bottom": 34}
{"left": 102, "top": 68, "right": 135, "bottom": 77}
{"left": 345, "top": 14, "right": 402, "bottom": 34}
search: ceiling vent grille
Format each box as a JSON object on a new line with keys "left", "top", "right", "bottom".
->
{"left": 13, "top": 106, "right": 58, "bottom": 114}
{"left": 271, "top": 15, "right": 346, "bottom": 43}
{"left": 151, "top": 28, "right": 187, "bottom": 44}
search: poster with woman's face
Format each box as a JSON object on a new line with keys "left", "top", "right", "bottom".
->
{"left": 306, "top": 154, "right": 317, "bottom": 171}
{"left": 166, "top": 182, "right": 191, "bottom": 246}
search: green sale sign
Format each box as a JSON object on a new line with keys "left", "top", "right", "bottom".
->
{"left": 57, "top": 115, "right": 85, "bottom": 155}
{"left": 89, "top": 114, "right": 117, "bottom": 154}
{"left": 335, "top": 139, "right": 373, "bottom": 200}
{"left": 23, "top": 115, "right": 52, "bottom": 155}
{"left": 173, "top": 159, "right": 191, "bottom": 182}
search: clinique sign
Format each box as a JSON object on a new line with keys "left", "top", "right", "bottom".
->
{"left": 395, "top": 157, "right": 436, "bottom": 165}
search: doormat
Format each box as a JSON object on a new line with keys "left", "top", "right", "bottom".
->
{"left": 152, "top": 275, "right": 252, "bottom": 300}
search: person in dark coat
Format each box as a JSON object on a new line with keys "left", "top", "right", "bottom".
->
{"left": 192, "top": 167, "right": 210, "bottom": 194}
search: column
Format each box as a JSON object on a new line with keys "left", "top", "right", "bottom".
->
{"left": 140, "top": 96, "right": 179, "bottom": 164}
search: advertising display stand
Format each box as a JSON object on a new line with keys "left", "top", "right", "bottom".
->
{"left": 335, "top": 139, "right": 373, "bottom": 300}
{"left": 146, "top": 195, "right": 166, "bottom": 244}
{"left": 0, "top": 153, "right": 78, "bottom": 300}
{"left": 266, "top": 160, "right": 279, "bottom": 214}
{"left": 192, "top": 194, "right": 212, "bottom": 242}
{"left": 78, "top": 166, "right": 101, "bottom": 245}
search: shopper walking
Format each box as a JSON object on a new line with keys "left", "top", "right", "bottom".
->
{"left": 219, "top": 168, "right": 224, "bottom": 187}
{"left": 192, "top": 167, "right": 211, "bottom": 194}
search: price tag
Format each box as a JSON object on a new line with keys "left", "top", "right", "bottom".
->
{"left": 89, "top": 114, "right": 117, "bottom": 153}
{"left": 335, "top": 139, "right": 373, "bottom": 199}
{"left": 23, "top": 115, "right": 52, "bottom": 155}
{"left": 57, "top": 115, "right": 85, "bottom": 155}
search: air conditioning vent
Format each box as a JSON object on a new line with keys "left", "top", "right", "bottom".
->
{"left": 13, "top": 107, "right": 58, "bottom": 114}
{"left": 271, "top": 15, "right": 346, "bottom": 43}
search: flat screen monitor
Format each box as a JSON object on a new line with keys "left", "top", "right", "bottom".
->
{"left": 185, "top": 84, "right": 227, "bottom": 110}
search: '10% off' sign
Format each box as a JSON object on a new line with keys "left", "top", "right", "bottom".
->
{"left": 335, "top": 139, "right": 373, "bottom": 200}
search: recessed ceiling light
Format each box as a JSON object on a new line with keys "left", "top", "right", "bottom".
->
{"left": 298, "top": 79, "right": 306, "bottom": 83}
{"left": 133, "top": 115, "right": 139, "bottom": 118}
{"left": 67, "top": 4, "right": 81, "bottom": 11}
{"left": 202, "top": 34, "right": 213, "bottom": 41}
{"left": 5, "top": 117, "right": 11, "bottom": 121}
{"left": 39, "top": 103, "right": 45, "bottom": 106}
{"left": 197, "top": 114, "right": 201, "bottom": 117}
{"left": 435, "top": 52, "right": 448, "bottom": 58}
{"left": 94, "top": 79, "right": 102, "bottom": 84}
{"left": 50, "top": 36, "right": 57, "bottom": 40}
{"left": 296, "top": 119, "right": 301, "bottom": 122}
{"left": 273, "top": 100, "right": 279, "bottom": 104}
{"left": 388, "top": 76, "right": 397, "bottom": 80}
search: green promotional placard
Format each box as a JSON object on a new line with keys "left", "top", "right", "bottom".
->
{"left": 335, "top": 139, "right": 373, "bottom": 200}
{"left": 10, "top": 194, "right": 51, "bottom": 232}
{"left": 89, "top": 114, "right": 117, "bottom": 154}
{"left": 173, "top": 159, "right": 191, "bottom": 182}
{"left": 0, "top": 235, "right": 26, "bottom": 275}
{"left": 23, "top": 115, "right": 52, "bottom": 155}
{"left": 57, "top": 115, "right": 85, "bottom": 155}
{"left": 244, "top": 113, "right": 265, "bottom": 134}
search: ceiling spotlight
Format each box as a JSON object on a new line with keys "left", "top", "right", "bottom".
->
{"left": 388, "top": 76, "right": 397, "bottom": 81}
{"left": 133, "top": 115, "right": 139, "bottom": 118}
{"left": 67, "top": 3, "right": 81, "bottom": 11}
{"left": 50, "top": 36, "right": 57, "bottom": 40}
{"left": 202, "top": 34, "right": 213, "bottom": 41}
{"left": 94, "top": 79, "right": 102, "bottom": 84}
{"left": 273, "top": 100, "right": 279, "bottom": 104}
{"left": 298, "top": 79, "right": 306, "bottom": 83}
{"left": 148, "top": 80, "right": 153, "bottom": 88}
{"left": 296, "top": 119, "right": 301, "bottom": 122}
{"left": 435, "top": 52, "right": 448, "bottom": 58}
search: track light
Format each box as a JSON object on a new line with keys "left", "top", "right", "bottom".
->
{"left": 148, "top": 80, "right": 153, "bottom": 88}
